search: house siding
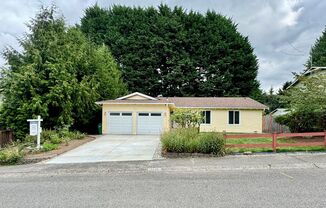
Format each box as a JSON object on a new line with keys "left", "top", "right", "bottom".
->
{"left": 199, "top": 109, "right": 263, "bottom": 133}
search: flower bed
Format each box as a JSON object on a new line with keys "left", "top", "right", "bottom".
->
{"left": 0, "top": 129, "right": 87, "bottom": 165}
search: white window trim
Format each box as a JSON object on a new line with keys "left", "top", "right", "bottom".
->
{"left": 201, "top": 110, "right": 212, "bottom": 125}
{"left": 107, "top": 111, "right": 133, "bottom": 116}
{"left": 228, "top": 110, "right": 241, "bottom": 125}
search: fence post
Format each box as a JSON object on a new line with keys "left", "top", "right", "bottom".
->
{"left": 324, "top": 130, "right": 326, "bottom": 149}
{"left": 8, "top": 130, "right": 13, "bottom": 143}
{"left": 269, "top": 115, "right": 273, "bottom": 133}
{"left": 272, "top": 132, "right": 277, "bottom": 153}
{"left": 223, "top": 130, "right": 227, "bottom": 143}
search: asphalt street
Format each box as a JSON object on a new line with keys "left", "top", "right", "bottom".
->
{"left": 1, "top": 154, "right": 326, "bottom": 208}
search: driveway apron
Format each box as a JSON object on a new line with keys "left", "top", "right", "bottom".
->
{"left": 46, "top": 135, "right": 160, "bottom": 164}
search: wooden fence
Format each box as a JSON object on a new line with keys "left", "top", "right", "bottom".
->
{"left": 262, "top": 115, "right": 290, "bottom": 133}
{"left": 224, "top": 131, "right": 326, "bottom": 152}
{"left": 0, "top": 130, "right": 13, "bottom": 147}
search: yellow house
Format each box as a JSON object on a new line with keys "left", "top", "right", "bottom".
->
{"left": 96, "top": 92, "right": 267, "bottom": 135}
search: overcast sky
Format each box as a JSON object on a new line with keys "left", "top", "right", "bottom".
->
{"left": 1, "top": 0, "right": 325, "bottom": 91}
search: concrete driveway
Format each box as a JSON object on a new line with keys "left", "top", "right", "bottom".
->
{"left": 46, "top": 135, "right": 160, "bottom": 164}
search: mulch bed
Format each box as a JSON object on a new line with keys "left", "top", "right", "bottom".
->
{"left": 22, "top": 136, "right": 96, "bottom": 164}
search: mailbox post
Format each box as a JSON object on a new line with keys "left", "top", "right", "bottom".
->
{"left": 27, "top": 115, "right": 43, "bottom": 149}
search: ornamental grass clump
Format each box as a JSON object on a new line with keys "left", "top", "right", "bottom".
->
{"left": 0, "top": 145, "right": 25, "bottom": 165}
{"left": 197, "top": 133, "right": 225, "bottom": 155}
{"left": 161, "top": 128, "right": 198, "bottom": 153}
{"left": 161, "top": 128, "right": 225, "bottom": 156}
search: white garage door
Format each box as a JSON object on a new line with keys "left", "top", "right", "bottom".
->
{"left": 137, "top": 112, "right": 163, "bottom": 134}
{"left": 107, "top": 112, "right": 132, "bottom": 134}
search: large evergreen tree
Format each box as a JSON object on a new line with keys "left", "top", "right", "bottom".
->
{"left": 0, "top": 7, "right": 126, "bottom": 139}
{"left": 307, "top": 27, "right": 326, "bottom": 68}
{"left": 80, "top": 4, "right": 260, "bottom": 97}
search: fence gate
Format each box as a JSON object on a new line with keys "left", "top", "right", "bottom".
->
{"left": 0, "top": 130, "right": 13, "bottom": 147}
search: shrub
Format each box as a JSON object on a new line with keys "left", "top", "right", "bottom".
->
{"left": 41, "top": 130, "right": 58, "bottom": 144}
{"left": 67, "top": 131, "right": 85, "bottom": 140}
{"left": 0, "top": 146, "right": 24, "bottom": 165}
{"left": 171, "top": 109, "right": 203, "bottom": 129}
{"left": 197, "top": 133, "right": 225, "bottom": 155}
{"left": 161, "top": 128, "right": 225, "bottom": 155}
{"left": 57, "top": 126, "right": 70, "bottom": 138}
{"left": 58, "top": 128, "right": 85, "bottom": 140}
{"left": 24, "top": 135, "right": 36, "bottom": 144}
{"left": 50, "top": 134, "right": 63, "bottom": 144}
{"left": 276, "top": 111, "right": 325, "bottom": 132}
{"left": 42, "top": 142, "right": 59, "bottom": 152}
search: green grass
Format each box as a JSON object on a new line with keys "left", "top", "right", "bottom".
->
{"left": 226, "top": 137, "right": 325, "bottom": 153}
{"left": 227, "top": 137, "right": 271, "bottom": 144}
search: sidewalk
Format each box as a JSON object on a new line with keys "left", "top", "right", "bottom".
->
{"left": 0, "top": 153, "right": 326, "bottom": 177}
{"left": 147, "top": 153, "right": 326, "bottom": 172}
{"left": 1, "top": 152, "right": 326, "bottom": 177}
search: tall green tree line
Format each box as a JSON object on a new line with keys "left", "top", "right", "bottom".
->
{"left": 80, "top": 4, "right": 260, "bottom": 97}
{"left": 307, "top": 26, "right": 326, "bottom": 68}
{"left": 0, "top": 7, "right": 126, "bottom": 139}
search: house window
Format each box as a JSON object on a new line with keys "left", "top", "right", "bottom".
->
{"left": 228, "top": 111, "right": 240, "bottom": 124}
{"left": 139, "top": 113, "right": 149, "bottom": 116}
{"left": 202, "top": 111, "right": 211, "bottom": 124}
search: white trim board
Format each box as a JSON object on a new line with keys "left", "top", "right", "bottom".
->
{"left": 116, "top": 92, "right": 157, "bottom": 100}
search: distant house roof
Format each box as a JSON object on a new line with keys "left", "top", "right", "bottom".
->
{"left": 270, "top": 108, "right": 289, "bottom": 117}
{"left": 287, "top": 67, "right": 326, "bottom": 89}
{"left": 96, "top": 92, "right": 268, "bottom": 110}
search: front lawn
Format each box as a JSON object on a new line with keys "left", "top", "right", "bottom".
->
{"left": 227, "top": 136, "right": 325, "bottom": 153}
{"left": 161, "top": 129, "right": 325, "bottom": 156}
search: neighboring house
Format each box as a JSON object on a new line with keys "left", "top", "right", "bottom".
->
{"left": 96, "top": 92, "right": 268, "bottom": 135}
{"left": 287, "top": 67, "right": 326, "bottom": 89}
{"left": 269, "top": 108, "right": 288, "bottom": 117}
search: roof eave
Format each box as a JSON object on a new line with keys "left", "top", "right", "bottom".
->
{"left": 173, "top": 106, "right": 267, "bottom": 110}
{"left": 96, "top": 102, "right": 173, "bottom": 105}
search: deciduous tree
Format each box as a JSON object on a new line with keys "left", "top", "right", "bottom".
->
{"left": 277, "top": 75, "right": 326, "bottom": 132}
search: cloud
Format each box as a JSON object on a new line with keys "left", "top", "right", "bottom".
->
{"left": 0, "top": 0, "right": 325, "bottom": 91}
